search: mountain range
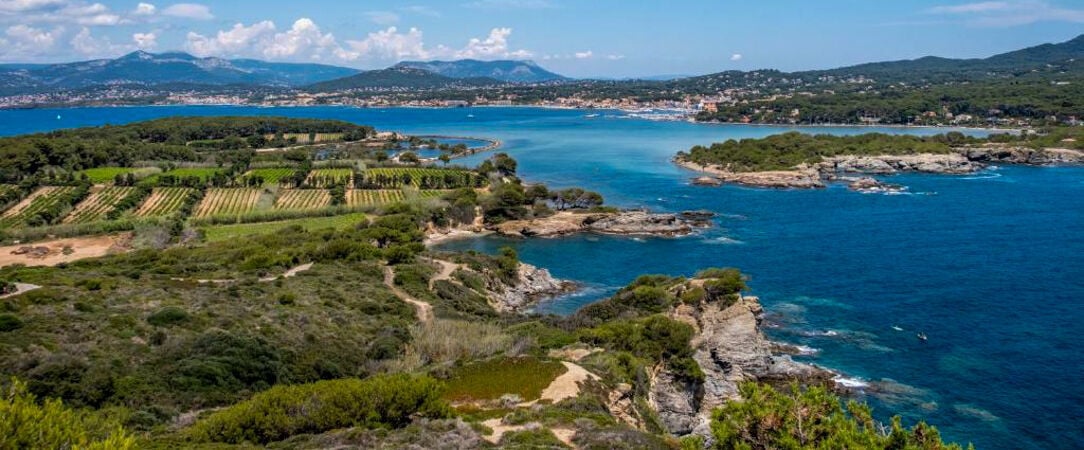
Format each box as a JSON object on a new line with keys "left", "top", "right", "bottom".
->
{"left": 0, "top": 34, "right": 1080, "bottom": 97}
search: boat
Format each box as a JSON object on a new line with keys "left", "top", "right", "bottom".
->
{"left": 466, "top": 114, "right": 475, "bottom": 118}
{"left": 892, "top": 325, "right": 904, "bottom": 331}
{"left": 584, "top": 113, "right": 600, "bottom": 118}
{"left": 917, "top": 332, "right": 928, "bottom": 342}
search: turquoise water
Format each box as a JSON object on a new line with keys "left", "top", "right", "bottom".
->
{"left": 2, "top": 106, "right": 1081, "bottom": 449}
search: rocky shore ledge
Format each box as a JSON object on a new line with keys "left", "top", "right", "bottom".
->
{"left": 489, "top": 262, "right": 577, "bottom": 312}
{"left": 679, "top": 145, "right": 1084, "bottom": 189}
{"left": 492, "top": 210, "right": 712, "bottom": 238}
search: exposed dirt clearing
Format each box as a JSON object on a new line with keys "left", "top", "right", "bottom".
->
{"left": 0, "top": 233, "right": 130, "bottom": 267}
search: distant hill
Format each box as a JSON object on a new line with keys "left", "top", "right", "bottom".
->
{"left": 393, "top": 59, "right": 566, "bottom": 83}
{"left": 0, "top": 51, "right": 359, "bottom": 92}
{"left": 306, "top": 67, "right": 502, "bottom": 91}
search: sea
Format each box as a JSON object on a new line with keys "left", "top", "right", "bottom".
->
{"left": 1, "top": 106, "right": 1081, "bottom": 449}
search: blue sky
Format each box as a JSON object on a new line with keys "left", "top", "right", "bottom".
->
{"left": 1, "top": 0, "right": 1081, "bottom": 77}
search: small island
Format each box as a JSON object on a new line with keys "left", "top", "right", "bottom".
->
{"left": 675, "top": 130, "right": 1084, "bottom": 189}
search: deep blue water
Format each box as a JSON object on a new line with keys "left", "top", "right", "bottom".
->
{"left": 2, "top": 106, "right": 1081, "bottom": 449}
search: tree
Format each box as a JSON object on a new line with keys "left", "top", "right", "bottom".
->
{"left": 399, "top": 152, "right": 420, "bottom": 164}
{"left": 439, "top": 153, "right": 451, "bottom": 166}
{"left": 0, "top": 378, "right": 135, "bottom": 449}
{"left": 493, "top": 153, "right": 518, "bottom": 176}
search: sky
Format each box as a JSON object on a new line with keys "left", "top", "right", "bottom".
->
{"left": 0, "top": 0, "right": 1082, "bottom": 78}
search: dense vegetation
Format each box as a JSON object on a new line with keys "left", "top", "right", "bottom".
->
{"left": 677, "top": 131, "right": 977, "bottom": 172}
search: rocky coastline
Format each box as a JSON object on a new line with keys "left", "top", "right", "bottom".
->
{"left": 491, "top": 210, "right": 712, "bottom": 238}
{"left": 678, "top": 145, "right": 1084, "bottom": 189}
{"left": 488, "top": 262, "right": 577, "bottom": 312}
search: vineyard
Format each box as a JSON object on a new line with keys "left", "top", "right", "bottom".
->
{"left": 0, "top": 186, "right": 77, "bottom": 228}
{"left": 346, "top": 189, "right": 446, "bottom": 206}
{"left": 134, "top": 187, "right": 197, "bottom": 217}
{"left": 238, "top": 168, "right": 295, "bottom": 186}
{"left": 359, "top": 168, "right": 483, "bottom": 189}
{"left": 63, "top": 186, "right": 134, "bottom": 224}
{"left": 274, "top": 189, "right": 330, "bottom": 210}
{"left": 194, "top": 188, "right": 262, "bottom": 218}
{"left": 271, "top": 132, "right": 344, "bottom": 143}
{"left": 306, "top": 168, "right": 354, "bottom": 188}
{"left": 77, "top": 167, "right": 159, "bottom": 184}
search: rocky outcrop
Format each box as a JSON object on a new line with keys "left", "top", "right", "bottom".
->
{"left": 488, "top": 262, "right": 576, "bottom": 312}
{"left": 649, "top": 295, "right": 830, "bottom": 439}
{"left": 955, "top": 145, "right": 1084, "bottom": 165}
{"left": 844, "top": 176, "right": 906, "bottom": 194}
{"left": 820, "top": 153, "right": 982, "bottom": 174}
{"left": 677, "top": 159, "right": 824, "bottom": 188}
{"left": 492, "top": 210, "right": 703, "bottom": 238}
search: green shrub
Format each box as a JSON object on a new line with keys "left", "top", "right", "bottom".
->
{"left": 578, "top": 315, "right": 701, "bottom": 382}
{"left": 0, "top": 378, "right": 135, "bottom": 450}
{"left": 146, "top": 307, "right": 189, "bottom": 327}
{"left": 0, "top": 314, "right": 23, "bottom": 332}
{"left": 189, "top": 374, "right": 451, "bottom": 444}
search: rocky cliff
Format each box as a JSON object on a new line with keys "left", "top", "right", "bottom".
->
{"left": 488, "top": 262, "right": 576, "bottom": 312}
{"left": 492, "top": 210, "right": 708, "bottom": 238}
{"left": 649, "top": 294, "right": 830, "bottom": 439}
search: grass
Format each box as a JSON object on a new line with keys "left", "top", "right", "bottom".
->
{"left": 239, "top": 168, "right": 295, "bottom": 186}
{"left": 141, "top": 167, "right": 222, "bottom": 185}
{"left": 201, "top": 212, "right": 367, "bottom": 242}
{"left": 443, "top": 356, "right": 567, "bottom": 403}
{"left": 77, "top": 167, "right": 159, "bottom": 184}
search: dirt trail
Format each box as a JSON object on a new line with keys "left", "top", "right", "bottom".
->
{"left": 0, "top": 283, "right": 41, "bottom": 299}
{"left": 383, "top": 265, "right": 434, "bottom": 323}
{"left": 422, "top": 257, "right": 463, "bottom": 289}
{"left": 480, "top": 418, "right": 575, "bottom": 446}
{"left": 259, "top": 262, "right": 313, "bottom": 282}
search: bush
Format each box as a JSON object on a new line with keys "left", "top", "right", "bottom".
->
{"left": 578, "top": 315, "right": 702, "bottom": 382}
{"left": 146, "top": 306, "right": 189, "bottom": 327}
{"left": 0, "top": 378, "right": 135, "bottom": 450}
{"left": 189, "top": 374, "right": 451, "bottom": 444}
{"left": 0, "top": 314, "right": 23, "bottom": 332}
{"left": 397, "top": 319, "right": 512, "bottom": 369}
{"left": 166, "top": 330, "right": 284, "bottom": 403}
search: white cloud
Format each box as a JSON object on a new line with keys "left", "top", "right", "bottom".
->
{"left": 730, "top": 53, "right": 742, "bottom": 61}
{"left": 365, "top": 11, "right": 400, "bottom": 26}
{"left": 70, "top": 26, "right": 131, "bottom": 56}
{"left": 133, "top": 2, "right": 156, "bottom": 16}
{"left": 456, "top": 27, "right": 531, "bottom": 59}
{"left": 6, "top": 24, "right": 59, "bottom": 46}
{"left": 0, "top": 0, "right": 67, "bottom": 13}
{"left": 185, "top": 20, "right": 275, "bottom": 56}
{"left": 574, "top": 50, "right": 592, "bottom": 59}
{"left": 162, "top": 3, "right": 212, "bottom": 20}
{"left": 345, "top": 26, "right": 430, "bottom": 61}
{"left": 926, "top": 1, "right": 1084, "bottom": 26}
{"left": 0, "top": 1, "right": 124, "bottom": 26}
{"left": 606, "top": 54, "right": 624, "bottom": 60}
{"left": 263, "top": 18, "right": 340, "bottom": 60}
{"left": 132, "top": 31, "right": 156, "bottom": 49}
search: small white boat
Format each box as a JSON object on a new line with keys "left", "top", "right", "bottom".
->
{"left": 466, "top": 114, "right": 475, "bottom": 118}
{"left": 584, "top": 113, "right": 600, "bottom": 118}
{"left": 892, "top": 325, "right": 904, "bottom": 331}
{"left": 917, "top": 333, "right": 928, "bottom": 342}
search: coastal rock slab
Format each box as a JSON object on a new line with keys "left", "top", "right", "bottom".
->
{"left": 489, "top": 263, "right": 576, "bottom": 312}
{"left": 821, "top": 153, "right": 982, "bottom": 174}
{"left": 492, "top": 210, "right": 700, "bottom": 238}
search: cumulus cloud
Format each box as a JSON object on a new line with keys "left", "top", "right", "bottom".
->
{"left": 456, "top": 27, "right": 531, "bottom": 59}
{"left": 365, "top": 11, "right": 400, "bottom": 25}
{"left": 263, "top": 18, "right": 341, "bottom": 59}
{"left": 132, "top": 31, "right": 156, "bottom": 49}
{"left": 185, "top": 20, "right": 276, "bottom": 56}
{"left": 0, "top": 0, "right": 68, "bottom": 13}
{"left": 132, "top": 2, "right": 156, "bottom": 16}
{"left": 730, "top": 53, "right": 742, "bottom": 61}
{"left": 926, "top": 0, "right": 1084, "bottom": 26}
{"left": 70, "top": 26, "right": 132, "bottom": 56}
{"left": 464, "top": 0, "right": 553, "bottom": 9}
{"left": 574, "top": 50, "right": 592, "bottom": 59}
{"left": 162, "top": 3, "right": 212, "bottom": 20}
{"left": 344, "top": 26, "right": 430, "bottom": 61}
{"left": 0, "top": 1, "right": 124, "bottom": 26}
{"left": 1, "top": 24, "right": 62, "bottom": 58}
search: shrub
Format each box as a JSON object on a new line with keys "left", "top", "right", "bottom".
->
{"left": 0, "top": 314, "right": 23, "bottom": 332}
{"left": 146, "top": 306, "right": 189, "bottom": 327}
{"left": 711, "top": 383, "right": 967, "bottom": 449}
{"left": 189, "top": 374, "right": 451, "bottom": 444}
{"left": 578, "top": 315, "right": 702, "bottom": 382}
{"left": 0, "top": 378, "right": 135, "bottom": 450}
{"left": 403, "top": 319, "right": 512, "bottom": 367}
{"left": 166, "top": 330, "right": 284, "bottom": 402}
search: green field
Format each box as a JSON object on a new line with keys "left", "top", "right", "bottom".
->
{"left": 77, "top": 167, "right": 159, "bottom": 184}
{"left": 63, "top": 186, "right": 134, "bottom": 223}
{"left": 443, "top": 356, "right": 567, "bottom": 403}
{"left": 274, "top": 189, "right": 330, "bottom": 210}
{"left": 142, "top": 167, "right": 222, "bottom": 185}
{"left": 201, "top": 212, "right": 368, "bottom": 242}
{"left": 306, "top": 168, "right": 353, "bottom": 188}
{"left": 238, "top": 168, "right": 295, "bottom": 186}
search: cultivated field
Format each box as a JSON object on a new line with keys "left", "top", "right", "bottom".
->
{"left": 63, "top": 186, "right": 135, "bottom": 223}
{"left": 238, "top": 168, "right": 295, "bottom": 186}
{"left": 134, "top": 187, "right": 196, "bottom": 217}
{"left": 146, "top": 168, "right": 222, "bottom": 185}
{"left": 346, "top": 189, "right": 446, "bottom": 206}
{"left": 361, "top": 168, "right": 481, "bottom": 189}
{"left": 77, "top": 167, "right": 159, "bottom": 184}
{"left": 194, "top": 188, "right": 262, "bottom": 218}
{"left": 0, "top": 186, "right": 76, "bottom": 228}
{"left": 274, "top": 189, "right": 330, "bottom": 210}
{"left": 306, "top": 168, "right": 353, "bottom": 188}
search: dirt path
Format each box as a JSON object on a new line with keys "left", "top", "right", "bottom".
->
{"left": 480, "top": 418, "right": 575, "bottom": 446}
{"left": 259, "top": 263, "right": 313, "bottom": 282}
{"left": 383, "top": 265, "right": 433, "bottom": 323}
{"left": 0, "top": 283, "right": 41, "bottom": 299}
{"left": 421, "top": 257, "right": 463, "bottom": 289}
